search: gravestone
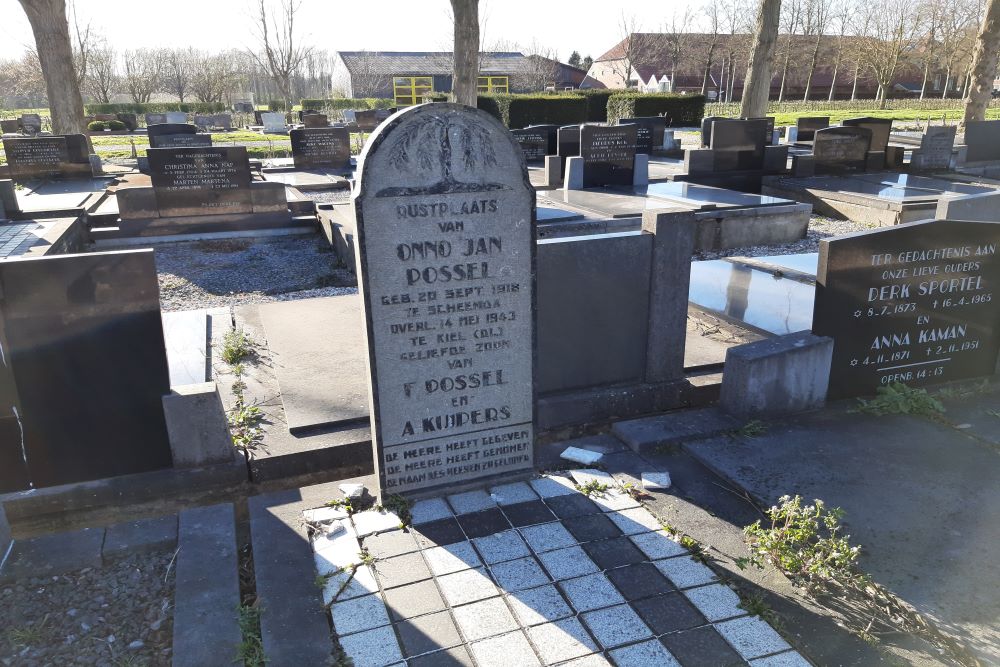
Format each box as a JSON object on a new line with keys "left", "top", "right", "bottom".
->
{"left": 234, "top": 102, "right": 254, "bottom": 114}
{"left": 797, "top": 116, "right": 830, "bottom": 142}
{"left": 2, "top": 134, "right": 91, "bottom": 179}
{"left": 700, "top": 115, "right": 726, "bottom": 147}
{"left": 1, "top": 119, "right": 19, "bottom": 134}
{"left": 117, "top": 113, "right": 138, "bottom": 131}
{"left": 912, "top": 126, "right": 957, "bottom": 171}
{"left": 524, "top": 125, "right": 558, "bottom": 155}
{"left": 709, "top": 118, "right": 767, "bottom": 171}
{"left": 147, "top": 123, "right": 211, "bottom": 149}
{"left": 618, "top": 116, "right": 665, "bottom": 154}
{"left": 843, "top": 117, "right": 893, "bottom": 153}
{"left": 354, "top": 110, "right": 379, "bottom": 132}
{"left": 580, "top": 124, "right": 637, "bottom": 188}
{"left": 261, "top": 112, "right": 286, "bottom": 133}
{"left": 0, "top": 249, "right": 171, "bottom": 492}
{"left": 20, "top": 113, "right": 41, "bottom": 134}
{"left": 749, "top": 116, "right": 776, "bottom": 145}
{"left": 289, "top": 127, "right": 351, "bottom": 170}
{"left": 813, "top": 218, "right": 1000, "bottom": 399}
{"left": 193, "top": 113, "right": 233, "bottom": 131}
{"left": 145, "top": 112, "right": 168, "bottom": 126}
{"left": 353, "top": 103, "right": 535, "bottom": 495}
{"left": 557, "top": 125, "right": 581, "bottom": 157}
{"left": 147, "top": 146, "right": 253, "bottom": 217}
{"left": 165, "top": 111, "right": 187, "bottom": 124}
{"left": 962, "top": 120, "right": 1000, "bottom": 163}
{"left": 511, "top": 127, "right": 549, "bottom": 162}
{"left": 302, "top": 113, "right": 329, "bottom": 128}
{"left": 812, "top": 126, "right": 872, "bottom": 173}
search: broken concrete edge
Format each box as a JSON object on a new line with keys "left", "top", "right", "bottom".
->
{"left": 611, "top": 406, "right": 741, "bottom": 454}
{"left": 173, "top": 503, "right": 242, "bottom": 667}
{"left": 163, "top": 381, "right": 240, "bottom": 468}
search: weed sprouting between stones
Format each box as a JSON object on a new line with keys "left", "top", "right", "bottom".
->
{"left": 377, "top": 494, "right": 412, "bottom": 528}
{"left": 4, "top": 615, "right": 50, "bottom": 649}
{"left": 323, "top": 498, "right": 354, "bottom": 514}
{"left": 228, "top": 365, "right": 264, "bottom": 453}
{"left": 733, "top": 419, "right": 768, "bottom": 438}
{"left": 856, "top": 383, "right": 945, "bottom": 419}
{"left": 222, "top": 327, "right": 256, "bottom": 365}
{"left": 575, "top": 480, "right": 609, "bottom": 497}
{"left": 235, "top": 602, "right": 265, "bottom": 667}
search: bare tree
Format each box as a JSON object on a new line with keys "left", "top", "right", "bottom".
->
{"left": 163, "top": 48, "right": 196, "bottom": 103}
{"left": 741, "top": 0, "right": 782, "bottom": 117}
{"left": 826, "top": 0, "right": 851, "bottom": 100}
{"left": 857, "top": 0, "right": 920, "bottom": 107}
{"left": 247, "top": 0, "right": 314, "bottom": 111}
{"left": 512, "top": 42, "right": 561, "bottom": 91}
{"left": 0, "top": 51, "right": 47, "bottom": 106}
{"left": 776, "top": 0, "right": 803, "bottom": 101}
{"left": 849, "top": 5, "right": 872, "bottom": 99}
{"left": 344, "top": 51, "right": 384, "bottom": 98}
{"left": 605, "top": 13, "right": 667, "bottom": 89}
{"left": 701, "top": 0, "right": 723, "bottom": 96}
{"left": 938, "top": 0, "right": 981, "bottom": 98}
{"left": 190, "top": 51, "right": 239, "bottom": 103}
{"left": 963, "top": 0, "right": 1000, "bottom": 124}
{"left": 801, "top": 0, "right": 832, "bottom": 100}
{"left": 68, "top": 0, "right": 92, "bottom": 90}
{"left": 662, "top": 7, "right": 695, "bottom": 90}
{"left": 85, "top": 41, "right": 117, "bottom": 104}
{"left": 451, "top": 0, "right": 480, "bottom": 105}
{"left": 16, "top": 0, "right": 88, "bottom": 138}
{"left": 121, "top": 48, "right": 162, "bottom": 104}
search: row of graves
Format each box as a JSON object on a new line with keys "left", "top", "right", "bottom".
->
{"left": 0, "top": 113, "right": 43, "bottom": 136}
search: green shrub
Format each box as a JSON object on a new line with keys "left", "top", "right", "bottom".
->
{"left": 87, "top": 120, "right": 107, "bottom": 131}
{"left": 578, "top": 89, "right": 615, "bottom": 122}
{"left": 85, "top": 102, "right": 227, "bottom": 115}
{"left": 106, "top": 119, "right": 125, "bottom": 131}
{"left": 300, "top": 98, "right": 396, "bottom": 111}
{"left": 268, "top": 100, "right": 286, "bottom": 111}
{"left": 507, "top": 94, "right": 587, "bottom": 129}
{"left": 607, "top": 93, "right": 706, "bottom": 126}
{"left": 422, "top": 93, "right": 449, "bottom": 103}
{"left": 477, "top": 94, "right": 511, "bottom": 126}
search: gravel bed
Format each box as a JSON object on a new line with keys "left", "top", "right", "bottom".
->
{"left": 695, "top": 214, "right": 874, "bottom": 262}
{"left": 153, "top": 235, "right": 357, "bottom": 312}
{"left": 0, "top": 552, "right": 175, "bottom": 667}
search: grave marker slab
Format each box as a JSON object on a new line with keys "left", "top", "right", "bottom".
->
{"left": 963, "top": 120, "right": 1000, "bottom": 163}
{"left": 2, "top": 134, "right": 91, "bottom": 179}
{"left": 147, "top": 123, "right": 211, "bottom": 149}
{"left": 813, "top": 219, "right": 1000, "bottom": 398}
{"left": 812, "top": 126, "right": 872, "bottom": 173}
{"left": 147, "top": 146, "right": 253, "bottom": 217}
{"left": 145, "top": 113, "right": 168, "bottom": 126}
{"left": 20, "top": 113, "right": 41, "bottom": 134}
{"left": 912, "top": 126, "right": 957, "bottom": 171}
{"left": 796, "top": 116, "right": 830, "bottom": 142}
{"left": 580, "top": 124, "right": 637, "bottom": 188}
{"left": 618, "top": 117, "right": 665, "bottom": 155}
{"left": 290, "top": 127, "right": 351, "bottom": 170}
{"left": 165, "top": 111, "right": 187, "bottom": 124}
{"left": 842, "top": 117, "right": 893, "bottom": 153}
{"left": 709, "top": 118, "right": 767, "bottom": 171}
{"left": 262, "top": 112, "right": 286, "bottom": 133}
{"left": 511, "top": 128, "right": 549, "bottom": 162}
{"left": 353, "top": 103, "right": 535, "bottom": 495}
{"left": 302, "top": 113, "right": 329, "bottom": 128}
{"left": 557, "top": 125, "right": 581, "bottom": 158}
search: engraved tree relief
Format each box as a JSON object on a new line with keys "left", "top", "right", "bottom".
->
{"left": 377, "top": 113, "right": 509, "bottom": 196}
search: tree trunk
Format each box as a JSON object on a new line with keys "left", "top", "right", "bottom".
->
{"left": 450, "top": 0, "right": 479, "bottom": 106}
{"left": 803, "top": 36, "right": 820, "bottom": 101}
{"left": 920, "top": 61, "right": 929, "bottom": 99}
{"left": 828, "top": 44, "right": 842, "bottom": 102}
{"left": 17, "top": 0, "right": 89, "bottom": 146}
{"left": 701, "top": 43, "right": 717, "bottom": 96}
{"left": 777, "top": 44, "right": 791, "bottom": 102}
{"left": 741, "top": 0, "right": 781, "bottom": 118}
{"left": 942, "top": 65, "right": 952, "bottom": 99}
{"left": 851, "top": 58, "right": 860, "bottom": 100}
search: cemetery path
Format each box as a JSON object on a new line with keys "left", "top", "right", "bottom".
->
{"left": 685, "top": 393, "right": 1000, "bottom": 666}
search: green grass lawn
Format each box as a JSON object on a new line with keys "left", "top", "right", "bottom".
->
{"left": 769, "top": 108, "right": 1000, "bottom": 126}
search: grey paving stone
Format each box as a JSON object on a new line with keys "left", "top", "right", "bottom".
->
{"left": 374, "top": 551, "right": 432, "bottom": 588}
{"left": 611, "top": 406, "right": 739, "bottom": 453}
{"left": 397, "top": 609, "right": 463, "bottom": 657}
{"left": 545, "top": 493, "right": 602, "bottom": 519}
{"left": 490, "top": 481, "right": 538, "bottom": 505}
{"left": 383, "top": 578, "right": 447, "bottom": 621}
{"left": 501, "top": 500, "right": 557, "bottom": 527}
{"left": 606, "top": 562, "right": 674, "bottom": 601}
{"left": 468, "top": 630, "right": 541, "bottom": 667}
{"left": 529, "top": 475, "right": 577, "bottom": 498}
{"left": 409, "top": 645, "right": 476, "bottom": 666}
{"left": 490, "top": 555, "right": 551, "bottom": 593}
{"left": 590, "top": 490, "right": 642, "bottom": 512}
{"left": 526, "top": 617, "right": 599, "bottom": 664}
{"left": 632, "top": 592, "right": 707, "bottom": 635}
{"left": 340, "top": 624, "right": 404, "bottom": 667}
{"left": 353, "top": 509, "right": 401, "bottom": 536}
{"left": 363, "top": 529, "right": 418, "bottom": 559}
{"left": 557, "top": 654, "right": 613, "bottom": 666}
{"left": 424, "top": 540, "right": 481, "bottom": 575}
{"left": 448, "top": 490, "right": 497, "bottom": 514}
{"left": 332, "top": 593, "right": 391, "bottom": 636}
{"left": 607, "top": 506, "right": 661, "bottom": 535}
{"left": 559, "top": 572, "right": 625, "bottom": 612}
{"left": 473, "top": 529, "right": 530, "bottom": 565}
{"left": 411, "top": 498, "right": 454, "bottom": 525}
{"left": 629, "top": 531, "right": 688, "bottom": 560}
{"left": 438, "top": 567, "right": 500, "bottom": 606}
{"left": 456, "top": 508, "right": 511, "bottom": 538}
{"left": 580, "top": 603, "right": 653, "bottom": 649}
{"left": 563, "top": 514, "right": 623, "bottom": 543}
{"left": 173, "top": 504, "right": 241, "bottom": 667}
{"left": 660, "top": 625, "right": 745, "bottom": 667}
{"left": 323, "top": 564, "right": 379, "bottom": 604}
{"left": 520, "top": 521, "right": 577, "bottom": 553}
{"left": 303, "top": 506, "right": 351, "bottom": 524}
{"left": 609, "top": 639, "right": 682, "bottom": 667}
{"left": 506, "top": 584, "right": 574, "bottom": 626}
{"left": 537, "top": 545, "right": 600, "bottom": 580}
{"left": 715, "top": 615, "right": 792, "bottom": 660}
{"left": 750, "top": 650, "right": 813, "bottom": 666}
{"left": 313, "top": 520, "right": 361, "bottom": 574}
{"left": 581, "top": 537, "right": 646, "bottom": 570}
{"left": 412, "top": 517, "right": 467, "bottom": 547}
{"left": 0, "top": 527, "right": 104, "bottom": 583}
{"left": 684, "top": 583, "right": 746, "bottom": 622}
{"left": 654, "top": 556, "right": 719, "bottom": 589}
{"left": 452, "top": 597, "right": 518, "bottom": 641}
{"left": 102, "top": 515, "right": 178, "bottom": 561}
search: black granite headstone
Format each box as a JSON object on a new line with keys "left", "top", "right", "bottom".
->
{"left": 701, "top": 116, "right": 726, "bottom": 147}
{"left": 963, "top": 120, "right": 1000, "bottom": 163}
{"left": 814, "top": 219, "right": 1000, "bottom": 399}
{"left": 511, "top": 128, "right": 549, "bottom": 162}
{"left": 618, "top": 117, "right": 665, "bottom": 154}
{"left": 290, "top": 127, "right": 351, "bottom": 169}
{"left": 147, "top": 123, "right": 212, "bottom": 149}
{"left": 813, "top": 126, "right": 872, "bottom": 173}
{"left": 797, "top": 116, "right": 830, "bottom": 142}
{"left": 0, "top": 249, "right": 171, "bottom": 492}
{"left": 557, "top": 125, "right": 581, "bottom": 158}
{"left": 147, "top": 146, "right": 253, "bottom": 217}
{"left": 20, "top": 113, "right": 41, "bottom": 134}
{"left": 580, "top": 124, "right": 637, "bottom": 188}
{"left": 710, "top": 118, "right": 768, "bottom": 171}
{"left": 843, "top": 117, "right": 893, "bottom": 153}
{"left": 2, "top": 134, "right": 92, "bottom": 180}
{"left": 746, "top": 116, "right": 775, "bottom": 145}
{"left": 145, "top": 112, "right": 168, "bottom": 126}
{"left": 302, "top": 113, "right": 329, "bottom": 128}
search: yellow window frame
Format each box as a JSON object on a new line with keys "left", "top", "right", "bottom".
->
{"left": 393, "top": 76, "right": 433, "bottom": 107}
{"left": 477, "top": 76, "right": 509, "bottom": 94}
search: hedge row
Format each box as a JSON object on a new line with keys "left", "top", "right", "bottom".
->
{"left": 299, "top": 98, "right": 397, "bottom": 111}
{"left": 577, "top": 89, "right": 616, "bottom": 122}
{"left": 607, "top": 93, "right": 706, "bottom": 126}
{"left": 85, "top": 102, "right": 228, "bottom": 114}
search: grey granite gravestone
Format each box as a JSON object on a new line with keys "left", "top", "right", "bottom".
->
{"left": 812, "top": 126, "right": 872, "bottom": 173}
{"left": 580, "top": 124, "right": 637, "bottom": 188}
{"left": 302, "top": 113, "right": 329, "bottom": 128}
{"left": 796, "top": 116, "right": 830, "bottom": 142}
{"left": 261, "top": 112, "right": 286, "bottom": 133}
{"left": 2, "top": 134, "right": 92, "bottom": 179}
{"left": 353, "top": 103, "right": 535, "bottom": 496}
{"left": 843, "top": 117, "right": 893, "bottom": 153}
{"left": 147, "top": 146, "right": 253, "bottom": 217}
{"left": 20, "top": 113, "right": 41, "bottom": 134}
{"left": 165, "top": 111, "right": 187, "bottom": 124}
{"left": 963, "top": 120, "right": 1000, "bottom": 163}
{"left": 813, "top": 218, "right": 1000, "bottom": 399}
{"left": 145, "top": 113, "right": 168, "bottom": 126}
{"left": 912, "top": 126, "right": 957, "bottom": 171}
{"left": 290, "top": 127, "right": 351, "bottom": 170}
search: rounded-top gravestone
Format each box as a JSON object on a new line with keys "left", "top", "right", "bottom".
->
{"left": 353, "top": 103, "right": 536, "bottom": 496}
